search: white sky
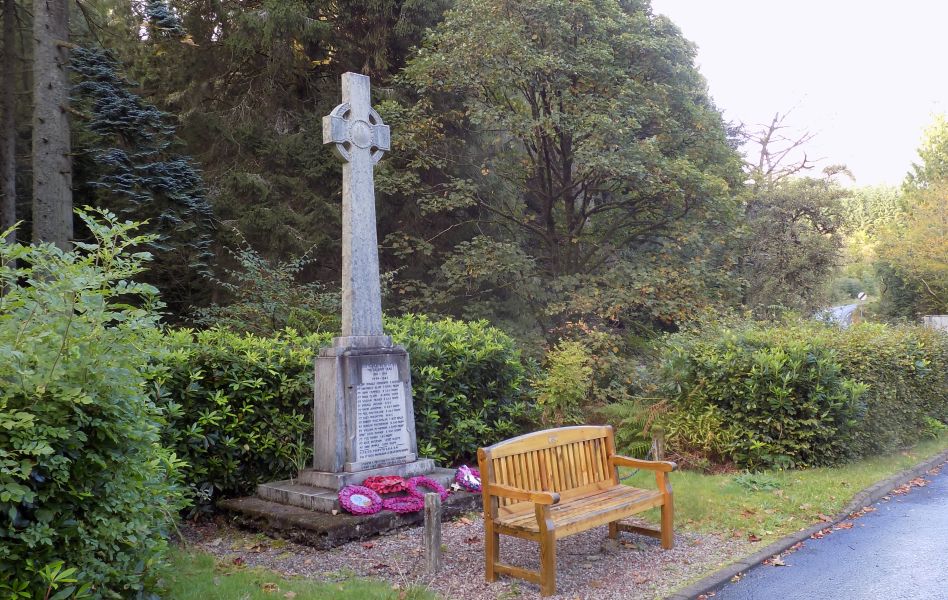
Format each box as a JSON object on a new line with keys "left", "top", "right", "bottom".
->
{"left": 650, "top": 0, "right": 948, "bottom": 186}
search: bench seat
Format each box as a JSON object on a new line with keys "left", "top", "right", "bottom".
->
{"left": 495, "top": 485, "right": 663, "bottom": 538}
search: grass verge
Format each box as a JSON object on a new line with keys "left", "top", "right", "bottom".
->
{"left": 621, "top": 434, "right": 948, "bottom": 543}
{"left": 163, "top": 550, "right": 434, "bottom": 600}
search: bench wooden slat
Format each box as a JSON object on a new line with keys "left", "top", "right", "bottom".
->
{"left": 485, "top": 425, "right": 614, "bottom": 459}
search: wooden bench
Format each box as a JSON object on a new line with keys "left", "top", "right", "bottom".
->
{"left": 476, "top": 425, "right": 676, "bottom": 596}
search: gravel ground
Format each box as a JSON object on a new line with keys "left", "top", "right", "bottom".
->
{"left": 181, "top": 514, "right": 752, "bottom": 600}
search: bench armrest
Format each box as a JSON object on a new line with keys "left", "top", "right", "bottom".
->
{"left": 485, "top": 482, "right": 560, "bottom": 505}
{"left": 610, "top": 455, "right": 678, "bottom": 472}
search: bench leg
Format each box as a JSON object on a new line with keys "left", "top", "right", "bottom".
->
{"left": 539, "top": 531, "right": 556, "bottom": 596}
{"left": 661, "top": 493, "right": 674, "bottom": 549}
{"left": 484, "top": 520, "right": 499, "bottom": 582}
{"left": 608, "top": 521, "right": 619, "bottom": 539}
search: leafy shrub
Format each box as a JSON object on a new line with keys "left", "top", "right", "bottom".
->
{"left": 661, "top": 404, "right": 736, "bottom": 468}
{"left": 0, "top": 210, "right": 187, "bottom": 597}
{"left": 922, "top": 416, "right": 948, "bottom": 440}
{"left": 816, "top": 322, "right": 948, "bottom": 456}
{"left": 153, "top": 328, "right": 328, "bottom": 503}
{"left": 533, "top": 341, "right": 592, "bottom": 426}
{"left": 387, "top": 315, "right": 534, "bottom": 465}
{"left": 154, "top": 315, "right": 533, "bottom": 499}
{"left": 191, "top": 240, "right": 341, "bottom": 335}
{"left": 658, "top": 322, "right": 865, "bottom": 469}
{"left": 655, "top": 319, "right": 948, "bottom": 470}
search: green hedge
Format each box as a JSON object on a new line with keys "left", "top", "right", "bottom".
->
{"left": 655, "top": 319, "right": 947, "bottom": 469}
{"left": 154, "top": 328, "right": 325, "bottom": 504}
{"left": 389, "top": 315, "right": 533, "bottom": 464}
{"left": 153, "top": 315, "right": 533, "bottom": 500}
{"left": 820, "top": 323, "right": 948, "bottom": 457}
{"left": 0, "top": 212, "right": 186, "bottom": 597}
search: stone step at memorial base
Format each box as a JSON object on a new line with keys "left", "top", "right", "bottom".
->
{"left": 257, "top": 467, "right": 457, "bottom": 513}
{"left": 218, "top": 488, "right": 481, "bottom": 550}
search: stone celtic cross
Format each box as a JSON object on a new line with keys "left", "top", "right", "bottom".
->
{"left": 323, "top": 73, "right": 391, "bottom": 342}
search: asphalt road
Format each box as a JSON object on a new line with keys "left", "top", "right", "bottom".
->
{"left": 711, "top": 464, "right": 948, "bottom": 600}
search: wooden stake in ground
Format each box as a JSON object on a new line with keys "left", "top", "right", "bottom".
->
{"left": 424, "top": 492, "right": 442, "bottom": 574}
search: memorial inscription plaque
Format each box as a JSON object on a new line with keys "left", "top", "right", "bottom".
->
{"left": 354, "top": 362, "right": 410, "bottom": 466}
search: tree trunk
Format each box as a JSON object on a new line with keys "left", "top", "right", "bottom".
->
{"left": 1, "top": 0, "right": 16, "bottom": 245}
{"left": 32, "top": 0, "right": 71, "bottom": 249}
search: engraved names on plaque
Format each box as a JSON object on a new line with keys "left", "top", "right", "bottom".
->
{"left": 355, "top": 362, "right": 410, "bottom": 466}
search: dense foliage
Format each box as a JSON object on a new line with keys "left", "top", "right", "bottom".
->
{"left": 872, "top": 116, "right": 948, "bottom": 318}
{"left": 153, "top": 316, "right": 532, "bottom": 500}
{"left": 70, "top": 46, "right": 215, "bottom": 315}
{"left": 819, "top": 323, "right": 948, "bottom": 457}
{"left": 647, "top": 319, "right": 948, "bottom": 470}
{"left": 740, "top": 176, "right": 849, "bottom": 316}
{"left": 390, "top": 315, "right": 533, "bottom": 464}
{"left": 658, "top": 321, "right": 864, "bottom": 469}
{"left": 0, "top": 211, "right": 186, "bottom": 598}
{"left": 154, "top": 328, "right": 324, "bottom": 503}
{"left": 389, "top": 0, "right": 744, "bottom": 339}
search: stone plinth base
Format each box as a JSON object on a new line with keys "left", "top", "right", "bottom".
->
{"left": 257, "top": 466, "right": 455, "bottom": 513}
{"left": 299, "top": 458, "right": 437, "bottom": 490}
{"left": 219, "top": 489, "right": 481, "bottom": 550}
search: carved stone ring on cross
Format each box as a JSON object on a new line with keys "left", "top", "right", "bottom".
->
{"left": 322, "top": 102, "right": 391, "bottom": 164}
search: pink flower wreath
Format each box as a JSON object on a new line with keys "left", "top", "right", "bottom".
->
{"left": 338, "top": 485, "right": 382, "bottom": 515}
{"left": 406, "top": 475, "right": 449, "bottom": 501}
{"left": 382, "top": 495, "right": 424, "bottom": 513}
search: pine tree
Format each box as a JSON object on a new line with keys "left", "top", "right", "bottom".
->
{"left": 71, "top": 46, "right": 215, "bottom": 313}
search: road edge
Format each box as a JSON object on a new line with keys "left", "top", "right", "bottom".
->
{"left": 663, "top": 447, "right": 948, "bottom": 600}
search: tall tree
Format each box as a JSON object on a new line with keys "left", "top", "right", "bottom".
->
{"left": 1, "top": 0, "right": 15, "bottom": 245}
{"left": 396, "top": 0, "right": 742, "bottom": 337}
{"left": 740, "top": 173, "right": 848, "bottom": 316}
{"left": 904, "top": 115, "right": 948, "bottom": 190}
{"left": 875, "top": 116, "right": 948, "bottom": 317}
{"left": 32, "top": 0, "right": 72, "bottom": 248}
{"left": 70, "top": 46, "right": 216, "bottom": 314}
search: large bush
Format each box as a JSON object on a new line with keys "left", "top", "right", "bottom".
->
{"left": 154, "top": 315, "right": 532, "bottom": 500}
{"left": 389, "top": 315, "right": 533, "bottom": 465}
{"left": 659, "top": 322, "right": 864, "bottom": 469}
{"left": 154, "top": 328, "right": 327, "bottom": 504}
{"left": 0, "top": 211, "right": 186, "bottom": 597}
{"left": 820, "top": 323, "right": 948, "bottom": 457}
{"left": 652, "top": 319, "right": 948, "bottom": 469}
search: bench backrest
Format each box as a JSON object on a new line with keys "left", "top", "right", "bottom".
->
{"left": 477, "top": 425, "right": 618, "bottom": 514}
